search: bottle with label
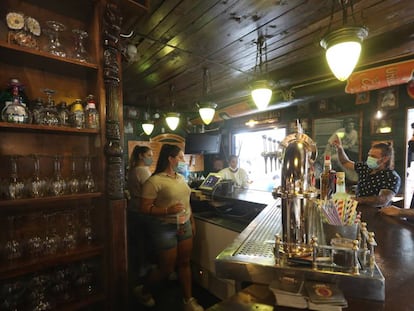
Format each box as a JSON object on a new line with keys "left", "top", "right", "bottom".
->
{"left": 70, "top": 99, "right": 85, "bottom": 129}
{"left": 332, "top": 171, "right": 349, "bottom": 200}
{"left": 320, "top": 154, "right": 335, "bottom": 200}
{"left": 84, "top": 94, "right": 99, "bottom": 129}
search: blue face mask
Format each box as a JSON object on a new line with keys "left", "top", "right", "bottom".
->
{"left": 175, "top": 161, "right": 188, "bottom": 176}
{"left": 366, "top": 156, "right": 379, "bottom": 169}
{"left": 143, "top": 157, "right": 153, "bottom": 166}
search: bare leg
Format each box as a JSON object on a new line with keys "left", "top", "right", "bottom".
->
{"left": 177, "top": 237, "right": 193, "bottom": 300}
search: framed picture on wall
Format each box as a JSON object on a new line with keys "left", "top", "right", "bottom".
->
{"left": 313, "top": 112, "right": 362, "bottom": 182}
{"left": 124, "top": 119, "right": 135, "bottom": 134}
{"left": 371, "top": 118, "right": 392, "bottom": 134}
{"left": 355, "top": 91, "right": 370, "bottom": 105}
{"left": 377, "top": 87, "right": 398, "bottom": 110}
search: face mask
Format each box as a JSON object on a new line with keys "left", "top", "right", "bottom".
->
{"left": 366, "top": 156, "right": 379, "bottom": 169}
{"left": 175, "top": 161, "right": 188, "bottom": 175}
{"left": 143, "top": 157, "right": 153, "bottom": 166}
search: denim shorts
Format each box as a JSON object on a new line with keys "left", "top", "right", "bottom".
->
{"left": 145, "top": 216, "right": 193, "bottom": 251}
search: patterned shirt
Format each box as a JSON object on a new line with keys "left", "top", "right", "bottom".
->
{"left": 354, "top": 162, "right": 401, "bottom": 197}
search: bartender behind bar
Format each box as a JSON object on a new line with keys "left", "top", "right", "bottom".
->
{"left": 331, "top": 136, "right": 401, "bottom": 208}
{"left": 218, "top": 155, "right": 249, "bottom": 189}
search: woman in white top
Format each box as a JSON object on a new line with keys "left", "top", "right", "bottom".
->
{"left": 126, "top": 145, "right": 153, "bottom": 298}
{"left": 137, "top": 144, "right": 203, "bottom": 311}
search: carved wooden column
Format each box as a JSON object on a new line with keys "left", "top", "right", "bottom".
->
{"left": 103, "top": 2, "right": 127, "bottom": 310}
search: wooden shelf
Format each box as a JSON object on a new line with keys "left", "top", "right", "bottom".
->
{"left": 0, "top": 41, "right": 98, "bottom": 70}
{"left": 0, "top": 192, "right": 103, "bottom": 208}
{"left": 59, "top": 293, "right": 105, "bottom": 311}
{"left": 0, "top": 122, "right": 100, "bottom": 134}
{"left": 0, "top": 245, "right": 104, "bottom": 280}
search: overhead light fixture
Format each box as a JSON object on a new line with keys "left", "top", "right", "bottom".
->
{"left": 165, "top": 112, "right": 180, "bottom": 131}
{"left": 141, "top": 97, "right": 154, "bottom": 135}
{"left": 165, "top": 84, "right": 180, "bottom": 131}
{"left": 251, "top": 35, "right": 274, "bottom": 110}
{"left": 142, "top": 121, "right": 154, "bottom": 135}
{"left": 197, "top": 68, "right": 217, "bottom": 125}
{"left": 320, "top": 0, "right": 368, "bottom": 81}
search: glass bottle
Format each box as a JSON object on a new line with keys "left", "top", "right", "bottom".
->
{"left": 57, "top": 101, "right": 70, "bottom": 127}
{"left": 62, "top": 212, "right": 77, "bottom": 251}
{"left": 320, "top": 154, "right": 333, "bottom": 200}
{"left": 1, "top": 79, "right": 29, "bottom": 124}
{"left": 70, "top": 99, "right": 85, "bottom": 129}
{"left": 40, "top": 89, "right": 59, "bottom": 126}
{"left": 31, "top": 97, "right": 45, "bottom": 124}
{"left": 50, "top": 155, "right": 66, "bottom": 196}
{"left": 84, "top": 95, "right": 99, "bottom": 129}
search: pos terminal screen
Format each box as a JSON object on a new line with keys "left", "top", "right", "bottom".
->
{"left": 199, "top": 173, "right": 222, "bottom": 191}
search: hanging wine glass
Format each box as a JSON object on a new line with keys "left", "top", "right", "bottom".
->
{"left": 71, "top": 29, "right": 89, "bottom": 62}
{"left": 67, "top": 156, "right": 80, "bottom": 194}
{"left": 79, "top": 207, "right": 94, "bottom": 245}
{"left": 62, "top": 212, "right": 77, "bottom": 251}
{"left": 81, "top": 156, "right": 95, "bottom": 193}
{"left": 50, "top": 155, "right": 66, "bottom": 196}
{"left": 7, "top": 155, "right": 25, "bottom": 200}
{"left": 3, "top": 216, "right": 22, "bottom": 261}
{"left": 27, "top": 154, "right": 46, "bottom": 198}
{"left": 26, "top": 213, "right": 44, "bottom": 259}
{"left": 43, "top": 212, "right": 61, "bottom": 255}
{"left": 44, "top": 20, "right": 66, "bottom": 57}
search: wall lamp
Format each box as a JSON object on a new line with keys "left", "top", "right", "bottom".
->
{"left": 320, "top": 0, "right": 368, "bottom": 81}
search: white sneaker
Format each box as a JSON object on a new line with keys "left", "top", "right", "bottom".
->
{"left": 133, "top": 285, "right": 155, "bottom": 307}
{"left": 183, "top": 297, "right": 204, "bottom": 311}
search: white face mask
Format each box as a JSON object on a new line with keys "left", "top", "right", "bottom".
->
{"left": 366, "top": 156, "right": 379, "bottom": 169}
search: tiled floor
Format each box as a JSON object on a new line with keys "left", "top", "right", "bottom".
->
{"left": 128, "top": 279, "right": 221, "bottom": 311}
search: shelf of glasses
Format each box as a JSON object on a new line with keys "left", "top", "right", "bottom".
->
{"left": 0, "top": 122, "right": 100, "bottom": 135}
{"left": 0, "top": 244, "right": 104, "bottom": 280}
{"left": 0, "top": 41, "right": 98, "bottom": 70}
{"left": 0, "top": 192, "right": 103, "bottom": 208}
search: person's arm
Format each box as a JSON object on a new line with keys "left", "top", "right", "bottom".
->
{"left": 140, "top": 197, "right": 185, "bottom": 216}
{"left": 356, "top": 189, "right": 396, "bottom": 208}
{"left": 380, "top": 205, "right": 414, "bottom": 218}
{"left": 332, "top": 140, "right": 355, "bottom": 171}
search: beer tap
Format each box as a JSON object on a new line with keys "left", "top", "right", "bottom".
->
{"left": 261, "top": 135, "right": 268, "bottom": 174}
{"left": 273, "top": 139, "right": 278, "bottom": 171}
{"left": 268, "top": 137, "right": 273, "bottom": 172}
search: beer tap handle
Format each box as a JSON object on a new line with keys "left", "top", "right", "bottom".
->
{"left": 268, "top": 137, "right": 273, "bottom": 172}
{"left": 262, "top": 135, "right": 268, "bottom": 174}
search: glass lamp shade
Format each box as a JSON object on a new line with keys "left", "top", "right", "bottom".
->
{"left": 142, "top": 122, "right": 154, "bottom": 135}
{"left": 198, "top": 102, "right": 217, "bottom": 125}
{"left": 165, "top": 112, "right": 180, "bottom": 131}
{"left": 320, "top": 26, "right": 368, "bottom": 81}
{"left": 251, "top": 80, "right": 273, "bottom": 110}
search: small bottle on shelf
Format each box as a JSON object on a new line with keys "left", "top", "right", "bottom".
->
{"left": 332, "top": 171, "right": 349, "bottom": 201}
{"left": 320, "top": 154, "right": 336, "bottom": 200}
{"left": 70, "top": 99, "right": 85, "bottom": 129}
{"left": 84, "top": 95, "right": 99, "bottom": 129}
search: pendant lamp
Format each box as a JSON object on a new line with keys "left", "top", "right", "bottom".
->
{"left": 251, "top": 35, "right": 274, "bottom": 110}
{"left": 165, "top": 85, "right": 180, "bottom": 131}
{"left": 197, "top": 68, "right": 217, "bottom": 125}
{"left": 141, "top": 98, "right": 154, "bottom": 135}
{"left": 320, "top": 0, "right": 368, "bottom": 81}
